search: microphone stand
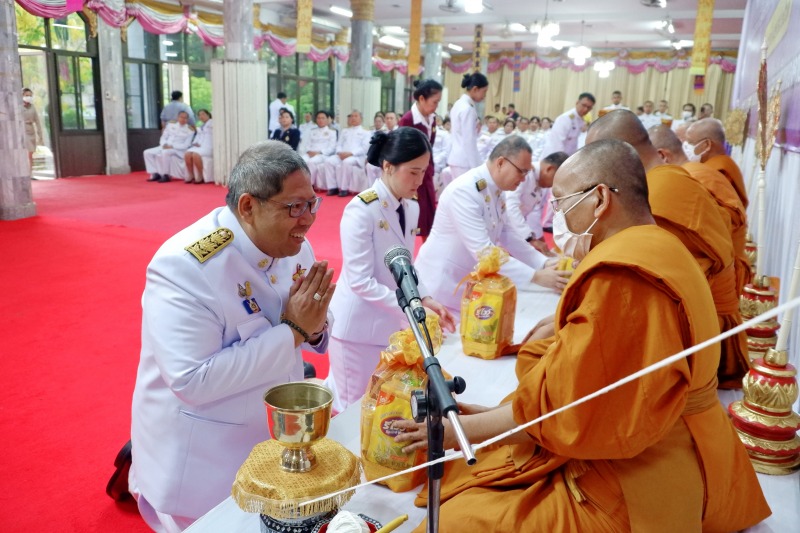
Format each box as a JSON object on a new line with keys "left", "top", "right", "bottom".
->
{"left": 395, "top": 289, "right": 477, "bottom": 533}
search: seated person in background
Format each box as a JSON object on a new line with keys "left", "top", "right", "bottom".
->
{"left": 638, "top": 100, "right": 660, "bottom": 129}
{"left": 183, "top": 109, "right": 213, "bottom": 184}
{"left": 300, "top": 110, "right": 337, "bottom": 191}
{"left": 298, "top": 112, "right": 314, "bottom": 137}
{"left": 477, "top": 116, "right": 501, "bottom": 161}
{"left": 506, "top": 151, "right": 568, "bottom": 257}
{"left": 414, "top": 136, "right": 570, "bottom": 314}
{"left": 371, "top": 112, "right": 386, "bottom": 132}
{"left": 145, "top": 111, "right": 194, "bottom": 183}
{"left": 323, "top": 110, "right": 371, "bottom": 197}
{"left": 270, "top": 108, "right": 301, "bottom": 151}
{"left": 384, "top": 111, "right": 399, "bottom": 132}
{"left": 128, "top": 141, "right": 335, "bottom": 531}
{"left": 686, "top": 118, "right": 748, "bottom": 209}
{"left": 396, "top": 139, "right": 771, "bottom": 533}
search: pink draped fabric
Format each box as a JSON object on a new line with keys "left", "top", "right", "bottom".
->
{"left": 16, "top": 0, "right": 82, "bottom": 18}
{"left": 126, "top": 4, "right": 188, "bottom": 35}
{"left": 86, "top": 0, "right": 127, "bottom": 27}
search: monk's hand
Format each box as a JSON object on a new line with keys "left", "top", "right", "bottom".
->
{"left": 531, "top": 239, "right": 556, "bottom": 257}
{"left": 393, "top": 419, "right": 430, "bottom": 453}
{"left": 532, "top": 266, "right": 571, "bottom": 292}
{"left": 421, "top": 297, "right": 456, "bottom": 333}
{"left": 522, "top": 315, "right": 556, "bottom": 344}
{"left": 283, "top": 261, "right": 336, "bottom": 346}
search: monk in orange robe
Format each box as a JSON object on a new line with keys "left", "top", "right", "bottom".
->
{"left": 686, "top": 118, "right": 749, "bottom": 208}
{"left": 394, "top": 140, "right": 769, "bottom": 532}
{"left": 587, "top": 110, "right": 749, "bottom": 389}
{"left": 649, "top": 124, "right": 751, "bottom": 293}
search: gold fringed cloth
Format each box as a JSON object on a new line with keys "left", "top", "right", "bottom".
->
{"left": 295, "top": 0, "right": 312, "bottom": 53}
{"left": 231, "top": 439, "right": 361, "bottom": 520}
{"left": 407, "top": 0, "right": 422, "bottom": 76}
{"left": 691, "top": 0, "right": 715, "bottom": 76}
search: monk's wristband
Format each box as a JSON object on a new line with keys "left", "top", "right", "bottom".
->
{"left": 281, "top": 316, "right": 310, "bottom": 343}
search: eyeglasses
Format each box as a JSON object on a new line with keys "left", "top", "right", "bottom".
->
{"left": 255, "top": 195, "right": 322, "bottom": 218}
{"left": 549, "top": 184, "right": 619, "bottom": 212}
{"left": 503, "top": 157, "right": 532, "bottom": 176}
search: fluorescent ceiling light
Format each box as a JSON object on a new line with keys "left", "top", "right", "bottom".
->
{"left": 51, "top": 23, "right": 84, "bottom": 30}
{"left": 384, "top": 26, "right": 407, "bottom": 34}
{"left": 162, "top": 40, "right": 174, "bottom": 46}
{"left": 447, "top": 43, "right": 463, "bottom": 51}
{"left": 549, "top": 40, "right": 567, "bottom": 50}
{"left": 509, "top": 22, "right": 527, "bottom": 33}
{"left": 464, "top": 0, "right": 483, "bottom": 14}
{"left": 312, "top": 16, "right": 341, "bottom": 30}
{"left": 165, "top": 52, "right": 178, "bottom": 57}
{"left": 330, "top": 5, "right": 352, "bottom": 18}
{"left": 379, "top": 35, "right": 406, "bottom": 48}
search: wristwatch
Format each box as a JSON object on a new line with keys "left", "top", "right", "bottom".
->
{"left": 308, "top": 320, "right": 329, "bottom": 345}
{"left": 525, "top": 234, "right": 535, "bottom": 243}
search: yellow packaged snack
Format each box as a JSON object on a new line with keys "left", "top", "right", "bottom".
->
{"left": 361, "top": 314, "right": 445, "bottom": 492}
{"left": 459, "top": 246, "right": 517, "bottom": 360}
{"left": 557, "top": 256, "right": 576, "bottom": 271}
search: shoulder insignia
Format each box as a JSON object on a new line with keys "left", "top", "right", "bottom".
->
{"left": 185, "top": 227, "right": 234, "bottom": 263}
{"left": 411, "top": 195, "right": 419, "bottom": 202}
{"left": 569, "top": 113, "right": 575, "bottom": 119}
{"left": 358, "top": 190, "right": 379, "bottom": 204}
{"left": 476, "top": 179, "right": 487, "bottom": 192}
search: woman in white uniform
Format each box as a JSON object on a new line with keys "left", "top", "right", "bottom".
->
{"left": 184, "top": 109, "right": 213, "bottom": 183}
{"left": 447, "top": 72, "right": 489, "bottom": 180}
{"left": 327, "top": 127, "right": 456, "bottom": 410}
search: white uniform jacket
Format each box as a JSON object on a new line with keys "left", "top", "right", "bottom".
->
{"left": 540, "top": 107, "right": 584, "bottom": 157}
{"left": 414, "top": 164, "right": 547, "bottom": 312}
{"left": 329, "top": 178, "right": 428, "bottom": 344}
{"left": 447, "top": 93, "right": 482, "bottom": 169}
{"left": 131, "top": 206, "right": 330, "bottom": 519}
{"left": 187, "top": 119, "right": 213, "bottom": 157}
{"left": 160, "top": 121, "right": 195, "bottom": 151}
{"left": 335, "top": 126, "right": 371, "bottom": 157}
{"left": 299, "top": 125, "right": 337, "bottom": 157}
{"left": 506, "top": 162, "right": 546, "bottom": 239}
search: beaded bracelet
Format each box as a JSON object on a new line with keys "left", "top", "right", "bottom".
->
{"left": 280, "top": 315, "right": 310, "bottom": 343}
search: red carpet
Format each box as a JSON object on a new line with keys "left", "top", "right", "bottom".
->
{"left": 0, "top": 173, "right": 349, "bottom": 532}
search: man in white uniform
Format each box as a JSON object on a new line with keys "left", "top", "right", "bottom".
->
{"left": 415, "top": 136, "right": 571, "bottom": 314}
{"left": 654, "top": 100, "right": 673, "bottom": 125}
{"left": 144, "top": 111, "right": 195, "bottom": 182}
{"left": 299, "top": 110, "right": 337, "bottom": 190}
{"left": 126, "top": 141, "right": 334, "bottom": 532}
{"left": 298, "top": 112, "right": 314, "bottom": 137}
{"left": 602, "top": 90, "right": 629, "bottom": 111}
{"left": 540, "top": 92, "right": 595, "bottom": 157}
{"left": 268, "top": 92, "right": 295, "bottom": 138}
{"left": 323, "top": 110, "right": 371, "bottom": 197}
{"left": 638, "top": 100, "right": 661, "bottom": 130}
{"left": 477, "top": 116, "right": 502, "bottom": 161}
{"left": 506, "top": 151, "right": 568, "bottom": 256}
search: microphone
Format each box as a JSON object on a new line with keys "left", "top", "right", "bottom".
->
{"left": 384, "top": 246, "right": 427, "bottom": 322}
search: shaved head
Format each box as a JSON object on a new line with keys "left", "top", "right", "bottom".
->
{"left": 687, "top": 118, "right": 726, "bottom": 144}
{"left": 648, "top": 125, "right": 686, "bottom": 165}
{"left": 586, "top": 109, "right": 662, "bottom": 171}
{"left": 674, "top": 121, "right": 691, "bottom": 142}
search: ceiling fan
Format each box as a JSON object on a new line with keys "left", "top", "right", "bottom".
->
{"left": 439, "top": 0, "right": 460, "bottom": 13}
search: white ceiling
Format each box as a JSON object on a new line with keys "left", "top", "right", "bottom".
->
{"left": 253, "top": 0, "right": 745, "bottom": 55}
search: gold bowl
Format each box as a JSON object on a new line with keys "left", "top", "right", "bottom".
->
{"left": 264, "top": 382, "right": 333, "bottom": 473}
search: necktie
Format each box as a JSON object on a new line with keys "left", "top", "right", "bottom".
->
{"left": 396, "top": 204, "right": 406, "bottom": 234}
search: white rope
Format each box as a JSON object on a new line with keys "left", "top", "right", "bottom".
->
{"left": 300, "top": 295, "right": 800, "bottom": 508}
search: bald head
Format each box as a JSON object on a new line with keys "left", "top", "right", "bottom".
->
{"left": 648, "top": 125, "right": 686, "bottom": 165}
{"left": 553, "top": 139, "right": 654, "bottom": 248}
{"left": 686, "top": 118, "right": 726, "bottom": 160}
{"left": 585, "top": 109, "right": 663, "bottom": 171}
{"left": 674, "top": 121, "right": 691, "bottom": 142}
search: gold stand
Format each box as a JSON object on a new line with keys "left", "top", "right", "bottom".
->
{"left": 739, "top": 276, "right": 780, "bottom": 361}
{"left": 729, "top": 347, "right": 800, "bottom": 474}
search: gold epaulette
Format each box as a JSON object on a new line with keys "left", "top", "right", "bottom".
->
{"left": 411, "top": 195, "right": 419, "bottom": 201}
{"left": 476, "top": 179, "right": 487, "bottom": 192}
{"left": 185, "top": 227, "right": 234, "bottom": 263}
{"left": 358, "top": 190, "right": 379, "bottom": 204}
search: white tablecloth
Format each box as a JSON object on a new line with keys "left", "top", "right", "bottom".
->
{"left": 186, "top": 286, "right": 800, "bottom": 533}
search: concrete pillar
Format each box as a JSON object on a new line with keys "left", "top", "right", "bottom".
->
{"left": 0, "top": 0, "right": 36, "bottom": 220}
{"left": 224, "top": 0, "right": 256, "bottom": 61}
{"left": 333, "top": 29, "right": 349, "bottom": 118}
{"left": 393, "top": 69, "right": 405, "bottom": 114}
{"left": 475, "top": 42, "right": 490, "bottom": 121}
{"left": 424, "top": 24, "right": 444, "bottom": 83}
{"left": 97, "top": 19, "right": 130, "bottom": 175}
{"left": 349, "top": 0, "right": 374, "bottom": 79}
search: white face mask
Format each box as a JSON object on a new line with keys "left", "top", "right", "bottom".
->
{"left": 682, "top": 140, "right": 706, "bottom": 163}
{"left": 22, "top": 96, "right": 33, "bottom": 104}
{"left": 552, "top": 187, "right": 600, "bottom": 261}
{"left": 681, "top": 110, "right": 693, "bottom": 120}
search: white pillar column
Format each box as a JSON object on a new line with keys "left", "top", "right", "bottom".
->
{"left": 97, "top": 18, "right": 130, "bottom": 174}
{"left": 424, "top": 24, "right": 444, "bottom": 83}
{"left": 349, "top": 0, "right": 374, "bottom": 79}
{"left": 0, "top": 0, "right": 36, "bottom": 220}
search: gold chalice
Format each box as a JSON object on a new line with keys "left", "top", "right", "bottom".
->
{"left": 264, "top": 382, "right": 333, "bottom": 473}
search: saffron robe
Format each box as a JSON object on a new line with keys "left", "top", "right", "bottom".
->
{"left": 646, "top": 164, "right": 749, "bottom": 388}
{"left": 683, "top": 161, "right": 750, "bottom": 293}
{"left": 413, "top": 225, "right": 770, "bottom": 533}
{"left": 705, "top": 154, "right": 749, "bottom": 209}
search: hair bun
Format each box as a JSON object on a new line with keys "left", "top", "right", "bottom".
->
{"left": 461, "top": 73, "right": 471, "bottom": 88}
{"left": 370, "top": 130, "right": 390, "bottom": 148}
{"left": 413, "top": 79, "right": 421, "bottom": 88}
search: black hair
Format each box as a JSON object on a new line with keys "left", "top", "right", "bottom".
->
{"left": 374, "top": 111, "right": 385, "bottom": 119}
{"left": 366, "top": 127, "right": 431, "bottom": 168}
{"left": 279, "top": 107, "right": 295, "bottom": 123}
{"left": 503, "top": 118, "right": 516, "bottom": 127}
{"left": 578, "top": 92, "right": 596, "bottom": 104}
{"left": 612, "top": 90, "right": 622, "bottom": 96}
{"left": 315, "top": 110, "right": 330, "bottom": 118}
{"left": 461, "top": 72, "right": 489, "bottom": 90}
{"left": 198, "top": 108, "right": 212, "bottom": 119}
{"left": 412, "top": 79, "right": 443, "bottom": 101}
{"left": 489, "top": 135, "right": 531, "bottom": 161}
{"left": 277, "top": 92, "right": 287, "bottom": 99}
{"left": 443, "top": 117, "right": 451, "bottom": 125}
{"left": 508, "top": 103, "right": 516, "bottom": 109}
{"left": 530, "top": 116, "right": 540, "bottom": 122}
{"left": 684, "top": 103, "right": 696, "bottom": 114}
{"left": 542, "top": 151, "right": 568, "bottom": 167}
{"left": 171, "top": 91, "right": 183, "bottom": 101}
{"left": 22, "top": 87, "right": 32, "bottom": 93}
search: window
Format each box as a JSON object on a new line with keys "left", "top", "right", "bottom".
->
{"left": 15, "top": 4, "right": 46, "bottom": 47}
{"left": 268, "top": 54, "right": 334, "bottom": 118}
{"left": 125, "top": 62, "right": 159, "bottom": 129}
{"left": 125, "top": 20, "right": 160, "bottom": 61}
{"left": 57, "top": 55, "right": 98, "bottom": 130}
{"left": 160, "top": 33, "right": 185, "bottom": 62}
{"left": 190, "top": 69, "right": 212, "bottom": 114}
{"left": 50, "top": 13, "right": 87, "bottom": 52}
{"left": 372, "top": 67, "right": 396, "bottom": 113}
